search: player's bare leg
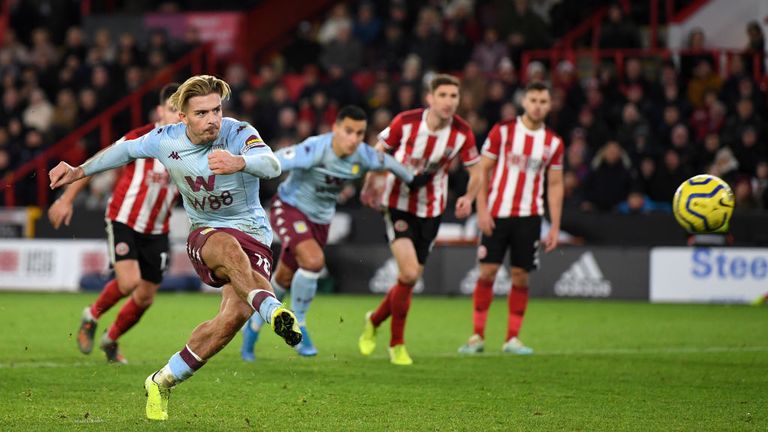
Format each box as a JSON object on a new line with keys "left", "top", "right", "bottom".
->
{"left": 188, "top": 284, "right": 255, "bottom": 359}
{"left": 145, "top": 284, "right": 250, "bottom": 421}
{"left": 503, "top": 267, "right": 533, "bottom": 355}
{"left": 200, "top": 232, "right": 301, "bottom": 347}
{"left": 459, "top": 263, "right": 500, "bottom": 354}
{"left": 78, "top": 260, "right": 140, "bottom": 354}
{"left": 100, "top": 279, "right": 159, "bottom": 364}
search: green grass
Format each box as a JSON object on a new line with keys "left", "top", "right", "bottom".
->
{"left": 0, "top": 292, "right": 766, "bottom": 431}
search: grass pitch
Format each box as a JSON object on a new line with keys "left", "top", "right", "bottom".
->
{"left": 0, "top": 292, "right": 766, "bottom": 431}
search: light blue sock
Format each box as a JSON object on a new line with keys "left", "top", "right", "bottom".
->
{"left": 258, "top": 295, "right": 282, "bottom": 324}
{"left": 291, "top": 268, "right": 320, "bottom": 326}
{"left": 248, "top": 277, "right": 287, "bottom": 330}
{"left": 168, "top": 352, "right": 193, "bottom": 380}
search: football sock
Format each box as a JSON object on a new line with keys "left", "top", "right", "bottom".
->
{"left": 506, "top": 284, "right": 529, "bottom": 341}
{"left": 291, "top": 269, "right": 320, "bottom": 326}
{"left": 154, "top": 345, "right": 205, "bottom": 388}
{"left": 472, "top": 278, "right": 495, "bottom": 338}
{"left": 247, "top": 276, "right": 287, "bottom": 330}
{"left": 371, "top": 286, "right": 394, "bottom": 327}
{"left": 247, "top": 289, "right": 281, "bottom": 324}
{"left": 90, "top": 279, "right": 125, "bottom": 320}
{"left": 390, "top": 280, "right": 414, "bottom": 347}
{"left": 107, "top": 297, "right": 149, "bottom": 340}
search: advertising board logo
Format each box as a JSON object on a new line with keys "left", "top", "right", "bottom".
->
{"left": 554, "top": 252, "right": 611, "bottom": 297}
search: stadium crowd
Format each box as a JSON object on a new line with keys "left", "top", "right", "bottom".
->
{"left": 2, "top": 0, "right": 767, "bottom": 211}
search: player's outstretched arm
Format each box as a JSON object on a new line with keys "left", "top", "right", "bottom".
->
{"left": 48, "top": 176, "right": 91, "bottom": 228}
{"left": 49, "top": 162, "right": 85, "bottom": 190}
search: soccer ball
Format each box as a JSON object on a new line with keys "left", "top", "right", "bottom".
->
{"left": 672, "top": 174, "right": 735, "bottom": 233}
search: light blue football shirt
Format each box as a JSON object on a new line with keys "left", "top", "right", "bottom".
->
{"left": 275, "top": 133, "right": 413, "bottom": 224}
{"left": 81, "top": 117, "right": 279, "bottom": 245}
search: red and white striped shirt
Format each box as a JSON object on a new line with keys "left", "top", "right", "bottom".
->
{"left": 379, "top": 109, "right": 479, "bottom": 218}
{"left": 482, "top": 116, "right": 563, "bottom": 218}
{"left": 106, "top": 124, "right": 178, "bottom": 234}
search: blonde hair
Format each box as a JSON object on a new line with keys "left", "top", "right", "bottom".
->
{"left": 170, "top": 75, "right": 231, "bottom": 112}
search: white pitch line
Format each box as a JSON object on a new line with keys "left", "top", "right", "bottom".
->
{"left": 1, "top": 346, "right": 767, "bottom": 369}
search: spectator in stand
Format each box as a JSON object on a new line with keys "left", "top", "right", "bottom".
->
{"left": 546, "top": 87, "right": 575, "bottom": 138}
{"left": 692, "top": 133, "right": 721, "bottom": 172}
{"left": 438, "top": 22, "right": 472, "bottom": 72}
{"left": 656, "top": 104, "right": 681, "bottom": 148}
{"left": 734, "top": 76, "right": 766, "bottom": 115}
{"left": 709, "top": 146, "right": 740, "bottom": 185}
{"left": 480, "top": 80, "right": 507, "bottom": 127}
{"left": 687, "top": 60, "right": 721, "bottom": 109}
{"left": 408, "top": 12, "right": 442, "bottom": 70}
{"left": 50, "top": 88, "right": 78, "bottom": 137}
{"left": 598, "top": 3, "right": 641, "bottom": 49}
{"left": 91, "top": 64, "right": 117, "bottom": 110}
{"left": 320, "top": 21, "right": 363, "bottom": 74}
{"left": 722, "top": 98, "right": 763, "bottom": 147}
{"left": 669, "top": 124, "right": 694, "bottom": 167}
{"left": 325, "top": 65, "right": 361, "bottom": 107}
{"left": 575, "top": 106, "right": 610, "bottom": 154}
{"left": 617, "top": 190, "right": 671, "bottom": 214}
{"left": 733, "top": 178, "right": 758, "bottom": 209}
{"left": 22, "top": 88, "right": 53, "bottom": 133}
{"left": 283, "top": 22, "right": 321, "bottom": 73}
{"left": 495, "top": 0, "right": 552, "bottom": 67}
{"left": 743, "top": 21, "right": 765, "bottom": 77}
{"left": 443, "top": 0, "right": 481, "bottom": 42}
{"left": 471, "top": 28, "right": 508, "bottom": 73}
{"left": 223, "top": 63, "right": 250, "bottom": 112}
{"left": 732, "top": 127, "right": 765, "bottom": 176}
{"left": 680, "top": 28, "right": 717, "bottom": 84}
{"left": 616, "top": 103, "right": 648, "bottom": 151}
{"left": 566, "top": 131, "right": 591, "bottom": 185}
{"left": 353, "top": 1, "right": 382, "bottom": 46}
{"left": 317, "top": 3, "right": 353, "bottom": 45}
{"left": 720, "top": 55, "right": 748, "bottom": 109}
{"left": 30, "top": 28, "right": 58, "bottom": 65}
{"left": 751, "top": 161, "right": 768, "bottom": 209}
{"left": 661, "top": 81, "right": 692, "bottom": 120}
{"left": 394, "top": 83, "right": 418, "bottom": 113}
{"left": 582, "top": 140, "right": 633, "bottom": 212}
{"left": 376, "top": 23, "right": 407, "bottom": 72}
{"left": 400, "top": 54, "right": 423, "bottom": 94}
{"left": 656, "top": 149, "right": 693, "bottom": 202}
{"left": 366, "top": 80, "right": 394, "bottom": 113}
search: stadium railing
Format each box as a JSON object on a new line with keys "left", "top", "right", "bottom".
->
{"left": 520, "top": 47, "right": 765, "bottom": 83}
{"left": 557, "top": 0, "right": 710, "bottom": 50}
{"left": 1, "top": 43, "right": 216, "bottom": 207}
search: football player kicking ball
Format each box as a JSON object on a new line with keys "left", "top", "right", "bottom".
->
{"left": 459, "top": 82, "right": 564, "bottom": 355}
{"left": 358, "top": 74, "right": 485, "bottom": 365}
{"left": 48, "top": 83, "right": 180, "bottom": 364}
{"left": 49, "top": 75, "right": 302, "bottom": 421}
{"left": 240, "top": 105, "right": 430, "bottom": 360}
